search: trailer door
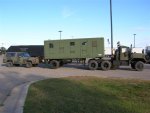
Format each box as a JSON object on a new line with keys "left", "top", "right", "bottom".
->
{"left": 92, "top": 40, "right": 98, "bottom": 58}
{"left": 80, "top": 41, "right": 88, "bottom": 58}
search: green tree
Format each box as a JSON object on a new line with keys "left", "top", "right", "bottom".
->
{"left": 0, "top": 47, "right": 6, "bottom": 54}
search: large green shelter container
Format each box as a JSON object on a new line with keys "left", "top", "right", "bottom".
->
{"left": 44, "top": 37, "right": 104, "bottom": 59}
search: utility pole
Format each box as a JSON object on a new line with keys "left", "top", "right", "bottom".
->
{"left": 110, "top": 0, "right": 113, "bottom": 55}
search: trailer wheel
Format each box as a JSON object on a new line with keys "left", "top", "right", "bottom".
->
{"left": 26, "top": 62, "right": 32, "bottom": 68}
{"left": 6, "top": 62, "right": 13, "bottom": 67}
{"left": 101, "top": 61, "right": 111, "bottom": 71}
{"left": 50, "top": 60, "right": 60, "bottom": 69}
{"left": 88, "top": 60, "right": 98, "bottom": 70}
{"left": 135, "top": 61, "right": 144, "bottom": 71}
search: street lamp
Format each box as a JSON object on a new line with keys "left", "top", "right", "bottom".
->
{"left": 58, "top": 31, "right": 62, "bottom": 40}
{"left": 110, "top": 0, "right": 113, "bottom": 55}
{"left": 133, "top": 34, "right": 136, "bottom": 48}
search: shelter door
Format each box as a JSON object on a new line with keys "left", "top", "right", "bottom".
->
{"left": 80, "top": 41, "right": 88, "bottom": 58}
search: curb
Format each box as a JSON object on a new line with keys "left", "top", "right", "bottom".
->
{"left": 1, "top": 80, "right": 41, "bottom": 113}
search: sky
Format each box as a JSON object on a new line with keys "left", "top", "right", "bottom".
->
{"left": 0, "top": 0, "right": 150, "bottom": 49}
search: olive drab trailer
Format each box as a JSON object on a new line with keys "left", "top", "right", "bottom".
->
{"left": 44, "top": 38, "right": 104, "bottom": 59}
{"left": 44, "top": 37, "right": 105, "bottom": 69}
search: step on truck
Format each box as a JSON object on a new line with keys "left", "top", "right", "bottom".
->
{"left": 44, "top": 37, "right": 146, "bottom": 71}
{"left": 3, "top": 52, "right": 39, "bottom": 68}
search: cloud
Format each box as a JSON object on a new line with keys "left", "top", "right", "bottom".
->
{"left": 62, "top": 7, "right": 75, "bottom": 18}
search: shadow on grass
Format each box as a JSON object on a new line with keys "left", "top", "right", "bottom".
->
{"left": 23, "top": 78, "right": 145, "bottom": 113}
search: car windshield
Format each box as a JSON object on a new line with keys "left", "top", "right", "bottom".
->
{"left": 18, "top": 52, "right": 30, "bottom": 57}
{"left": 23, "top": 53, "right": 30, "bottom": 57}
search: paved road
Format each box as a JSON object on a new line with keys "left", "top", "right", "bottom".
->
{"left": 0, "top": 55, "right": 150, "bottom": 113}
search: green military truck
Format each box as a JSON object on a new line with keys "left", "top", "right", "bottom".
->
{"left": 3, "top": 52, "right": 39, "bottom": 68}
{"left": 44, "top": 37, "right": 146, "bottom": 71}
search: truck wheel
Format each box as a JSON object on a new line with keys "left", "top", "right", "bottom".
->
{"left": 88, "top": 60, "right": 98, "bottom": 70}
{"left": 101, "top": 61, "right": 111, "bottom": 71}
{"left": 50, "top": 60, "right": 60, "bottom": 69}
{"left": 135, "top": 61, "right": 144, "bottom": 71}
{"left": 6, "top": 62, "right": 13, "bottom": 67}
{"left": 26, "top": 62, "right": 32, "bottom": 68}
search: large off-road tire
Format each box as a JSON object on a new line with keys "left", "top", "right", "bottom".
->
{"left": 6, "top": 62, "right": 13, "bottom": 67}
{"left": 135, "top": 61, "right": 144, "bottom": 71}
{"left": 101, "top": 61, "right": 111, "bottom": 71}
{"left": 26, "top": 62, "right": 33, "bottom": 68}
{"left": 88, "top": 60, "right": 98, "bottom": 70}
{"left": 50, "top": 60, "right": 60, "bottom": 69}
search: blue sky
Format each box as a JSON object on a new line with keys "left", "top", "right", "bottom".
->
{"left": 0, "top": 0, "right": 150, "bottom": 48}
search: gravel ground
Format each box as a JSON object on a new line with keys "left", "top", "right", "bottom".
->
{"left": 0, "top": 55, "right": 150, "bottom": 112}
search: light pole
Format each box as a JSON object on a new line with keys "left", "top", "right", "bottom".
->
{"left": 110, "top": 0, "right": 113, "bottom": 55}
{"left": 58, "top": 31, "right": 62, "bottom": 40}
{"left": 133, "top": 34, "right": 136, "bottom": 48}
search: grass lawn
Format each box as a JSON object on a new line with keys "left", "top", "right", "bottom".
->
{"left": 24, "top": 76, "right": 150, "bottom": 113}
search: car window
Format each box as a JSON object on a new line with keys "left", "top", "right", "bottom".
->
{"left": 6, "top": 53, "right": 16, "bottom": 57}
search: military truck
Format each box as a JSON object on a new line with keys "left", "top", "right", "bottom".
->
{"left": 3, "top": 52, "right": 39, "bottom": 68}
{"left": 44, "top": 37, "right": 146, "bottom": 71}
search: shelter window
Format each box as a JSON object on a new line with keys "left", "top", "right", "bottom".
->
{"left": 49, "top": 43, "right": 54, "bottom": 48}
{"left": 70, "top": 42, "right": 75, "bottom": 46}
{"left": 82, "top": 42, "right": 87, "bottom": 45}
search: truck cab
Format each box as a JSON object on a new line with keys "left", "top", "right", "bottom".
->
{"left": 112, "top": 43, "right": 146, "bottom": 71}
